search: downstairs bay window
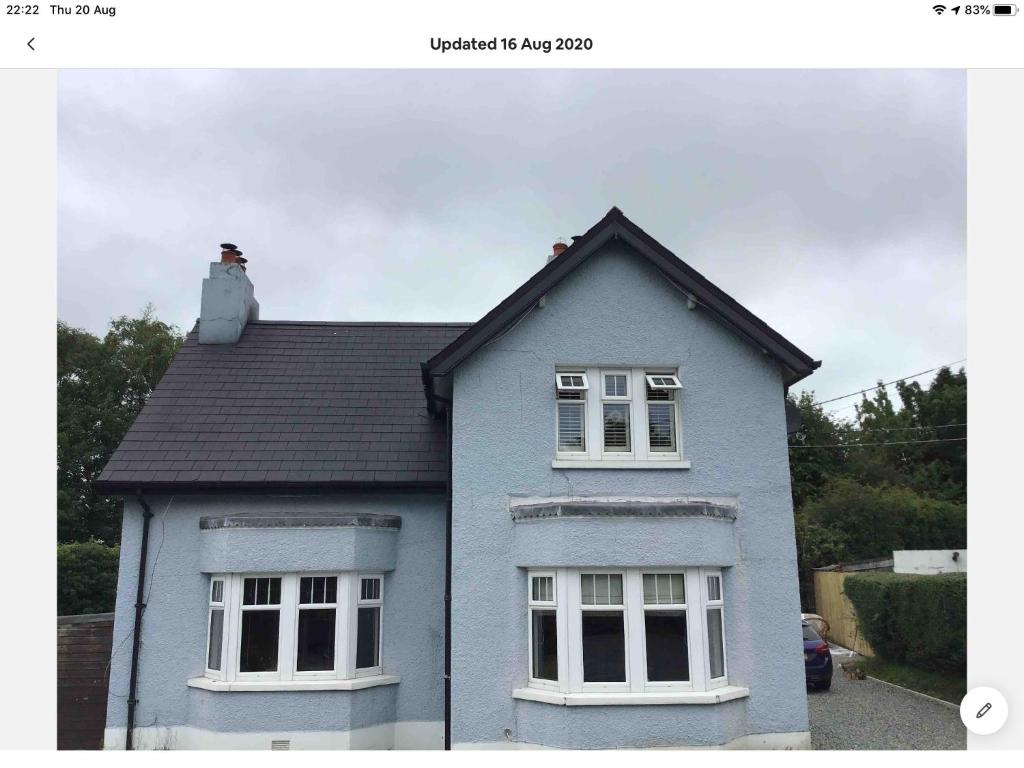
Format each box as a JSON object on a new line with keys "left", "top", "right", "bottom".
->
{"left": 203, "top": 573, "right": 384, "bottom": 684}
{"left": 525, "top": 567, "right": 728, "bottom": 695}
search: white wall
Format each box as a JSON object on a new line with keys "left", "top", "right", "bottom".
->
{"left": 893, "top": 550, "right": 967, "bottom": 575}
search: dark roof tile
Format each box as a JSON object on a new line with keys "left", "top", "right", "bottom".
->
{"left": 94, "top": 321, "right": 469, "bottom": 492}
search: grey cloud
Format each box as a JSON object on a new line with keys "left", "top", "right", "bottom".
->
{"left": 58, "top": 69, "right": 965, "bottom": 406}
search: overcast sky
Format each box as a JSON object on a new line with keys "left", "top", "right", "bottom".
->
{"left": 58, "top": 70, "right": 965, "bottom": 409}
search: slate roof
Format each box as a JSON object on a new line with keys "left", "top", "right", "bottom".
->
{"left": 94, "top": 321, "right": 470, "bottom": 494}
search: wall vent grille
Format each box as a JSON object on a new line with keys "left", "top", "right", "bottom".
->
{"left": 271, "top": 740, "right": 291, "bottom": 750}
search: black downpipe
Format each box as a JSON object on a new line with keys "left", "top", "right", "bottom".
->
{"left": 125, "top": 494, "right": 154, "bottom": 750}
{"left": 444, "top": 407, "right": 453, "bottom": 750}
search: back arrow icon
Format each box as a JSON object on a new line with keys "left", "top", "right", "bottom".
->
{"left": 27, "top": 38, "right": 35, "bottom": 51}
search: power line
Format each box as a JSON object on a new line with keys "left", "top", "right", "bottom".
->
{"left": 812, "top": 358, "right": 967, "bottom": 408}
{"left": 789, "top": 437, "right": 966, "bottom": 449}
{"left": 852, "top": 422, "right": 966, "bottom": 433}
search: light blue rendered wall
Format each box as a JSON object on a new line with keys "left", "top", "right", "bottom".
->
{"left": 450, "top": 241, "right": 809, "bottom": 748}
{"left": 105, "top": 493, "right": 445, "bottom": 745}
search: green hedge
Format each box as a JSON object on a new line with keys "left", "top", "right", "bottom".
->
{"left": 57, "top": 541, "right": 120, "bottom": 616}
{"left": 844, "top": 572, "right": 966, "bottom": 674}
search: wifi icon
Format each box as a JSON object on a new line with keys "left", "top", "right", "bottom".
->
{"left": 933, "top": 4, "right": 947, "bottom": 12}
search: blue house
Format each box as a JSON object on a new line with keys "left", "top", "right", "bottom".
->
{"left": 97, "top": 208, "right": 819, "bottom": 749}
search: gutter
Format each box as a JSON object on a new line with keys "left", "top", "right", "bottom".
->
{"left": 443, "top": 407, "right": 453, "bottom": 750}
{"left": 125, "top": 494, "right": 154, "bottom": 750}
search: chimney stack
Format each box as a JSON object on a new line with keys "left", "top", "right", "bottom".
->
{"left": 200, "top": 242, "right": 260, "bottom": 344}
{"left": 548, "top": 240, "right": 569, "bottom": 263}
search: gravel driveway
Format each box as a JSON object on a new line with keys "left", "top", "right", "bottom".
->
{"left": 808, "top": 647, "right": 966, "bottom": 750}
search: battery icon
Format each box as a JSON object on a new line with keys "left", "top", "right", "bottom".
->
{"left": 993, "top": 4, "right": 1018, "bottom": 14}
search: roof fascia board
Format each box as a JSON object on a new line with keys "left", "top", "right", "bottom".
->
{"left": 614, "top": 220, "right": 817, "bottom": 372}
{"left": 613, "top": 226, "right": 811, "bottom": 374}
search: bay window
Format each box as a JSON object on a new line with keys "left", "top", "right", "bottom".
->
{"left": 204, "top": 572, "right": 384, "bottom": 683}
{"left": 525, "top": 567, "right": 728, "bottom": 694}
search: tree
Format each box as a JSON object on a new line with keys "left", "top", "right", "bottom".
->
{"left": 57, "top": 542, "right": 121, "bottom": 615}
{"left": 788, "top": 367, "right": 967, "bottom": 609}
{"left": 787, "top": 391, "right": 854, "bottom": 509}
{"left": 853, "top": 366, "right": 966, "bottom": 502}
{"left": 794, "top": 479, "right": 966, "bottom": 610}
{"left": 57, "top": 307, "right": 183, "bottom": 544}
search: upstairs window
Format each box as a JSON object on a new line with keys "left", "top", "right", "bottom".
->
{"left": 554, "top": 367, "right": 684, "bottom": 464}
{"left": 556, "top": 372, "right": 588, "bottom": 453}
{"left": 556, "top": 372, "right": 589, "bottom": 391}
{"left": 646, "top": 374, "right": 679, "bottom": 453}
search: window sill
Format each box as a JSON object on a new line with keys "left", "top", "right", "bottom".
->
{"left": 511, "top": 685, "right": 749, "bottom": 706}
{"left": 187, "top": 674, "right": 400, "bottom": 692}
{"left": 551, "top": 459, "right": 691, "bottom": 470}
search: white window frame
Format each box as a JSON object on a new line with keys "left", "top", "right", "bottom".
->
{"left": 206, "top": 572, "right": 384, "bottom": 684}
{"left": 639, "top": 571, "right": 695, "bottom": 691}
{"left": 555, "top": 372, "right": 589, "bottom": 392}
{"left": 600, "top": 370, "right": 634, "bottom": 457}
{"left": 526, "top": 567, "right": 728, "bottom": 695}
{"left": 644, "top": 370, "right": 681, "bottom": 456}
{"left": 702, "top": 568, "right": 728, "bottom": 686}
{"left": 645, "top": 373, "right": 683, "bottom": 390}
{"left": 354, "top": 575, "right": 384, "bottom": 677}
{"left": 554, "top": 367, "right": 685, "bottom": 466}
{"left": 555, "top": 384, "right": 588, "bottom": 455}
{"left": 575, "top": 569, "right": 630, "bottom": 692}
{"left": 527, "top": 571, "right": 561, "bottom": 691}
{"left": 236, "top": 573, "right": 288, "bottom": 681}
{"left": 291, "top": 574, "right": 343, "bottom": 681}
{"left": 205, "top": 577, "right": 227, "bottom": 680}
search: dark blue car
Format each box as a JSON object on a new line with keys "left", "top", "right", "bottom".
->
{"left": 803, "top": 621, "right": 833, "bottom": 690}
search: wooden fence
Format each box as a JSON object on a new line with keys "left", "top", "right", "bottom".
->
{"left": 813, "top": 571, "right": 874, "bottom": 657}
{"left": 58, "top": 613, "right": 114, "bottom": 750}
